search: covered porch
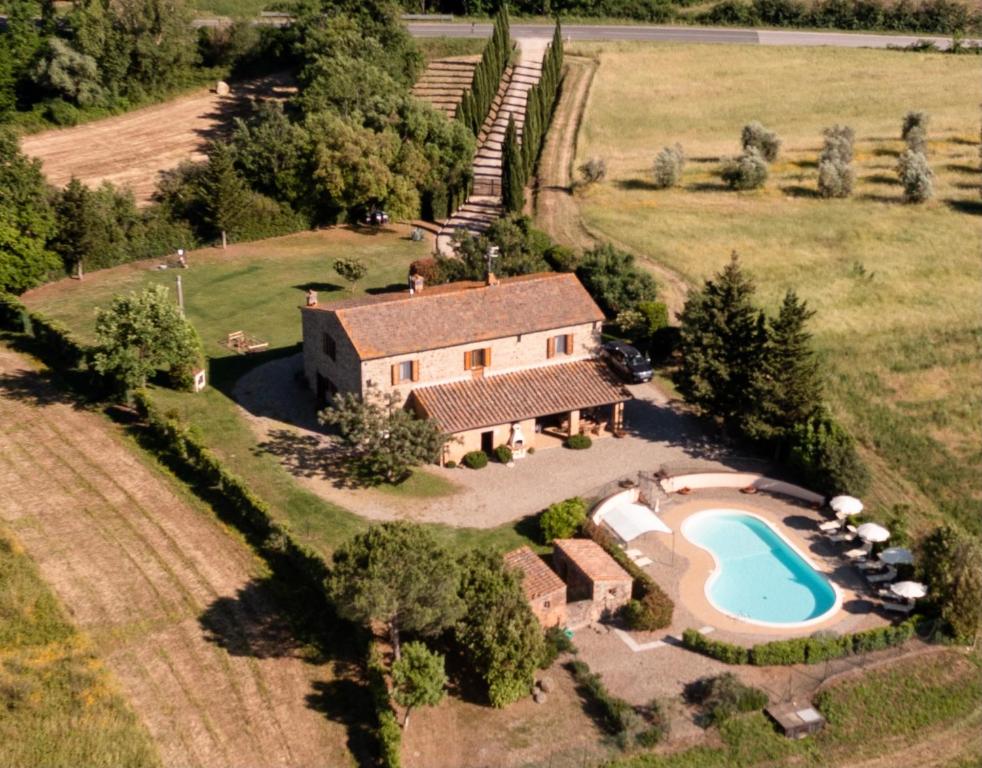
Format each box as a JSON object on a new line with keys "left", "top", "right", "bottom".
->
{"left": 407, "top": 359, "right": 630, "bottom": 465}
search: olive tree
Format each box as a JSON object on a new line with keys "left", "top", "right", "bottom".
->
{"left": 901, "top": 110, "right": 929, "bottom": 153}
{"left": 391, "top": 641, "right": 447, "bottom": 730}
{"left": 741, "top": 121, "right": 781, "bottom": 162}
{"left": 720, "top": 148, "right": 768, "bottom": 190}
{"left": 896, "top": 149, "right": 934, "bottom": 203}
{"left": 333, "top": 256, "right": 368, "bottom": 293}
{"left": 817, "top": 125, "right": 855, "bottom": 199}
{"left": 652, "top": 144, "right": 685, "bottom": 189}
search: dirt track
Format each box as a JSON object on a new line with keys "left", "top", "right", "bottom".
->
{"left": 534, "top": 56, "right": 690, "bottom": 320}
{"left": 0, "top": 345, "right": 350, "bottom": 768}
{"left": 20, "top": 75, "right": 291, "bottom": 206}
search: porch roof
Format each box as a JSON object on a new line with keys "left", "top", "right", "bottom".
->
{"left": 408, "top": 359, "right": 630, "bottom": 434}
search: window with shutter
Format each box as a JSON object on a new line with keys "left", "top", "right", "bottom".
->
{"left": 411, "top": 360, "right": 420, "bottom": 382}
{"left": 547, "top": 337, "right": 556, "bottom": 359}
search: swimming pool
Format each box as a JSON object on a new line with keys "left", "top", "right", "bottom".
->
{"left": 681, "top": 509, "right": 840, "bottom": 627}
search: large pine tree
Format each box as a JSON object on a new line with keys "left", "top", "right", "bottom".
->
{"left": 674, "top": 252, "right": 768, "bottom": 435}
{"left": 501, "top": 114, "right": 525, "bottom": 213}
{"left": 750, "top": 289, "right": 824, "bottom": 441}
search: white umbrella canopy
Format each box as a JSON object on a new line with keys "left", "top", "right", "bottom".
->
{"left": 830, "top": 495, "right": 864, "bottom": 516}
{"left": 890, "top": 581, "right": 928, "bottom": 599}
{"left": 878, "top": 547, "right": 914, "bottom": 565}
{"left": 857, "top": 522, "right": 891, "bottom": 543}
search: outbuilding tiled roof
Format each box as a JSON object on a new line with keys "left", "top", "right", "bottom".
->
{"left": 408, "top": 359, "right": 630, "bottom": 434}
{"left": 553, "top": 539, "right": 632, "bottom": 583}
{"left": 305, "top": 272, "right": 604, "bottom": 360}
{"left": 504, "top": 546, "right": 566, "bottom": 601}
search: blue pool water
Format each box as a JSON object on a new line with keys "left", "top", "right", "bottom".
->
{"left": 682, "top": 510, "right": 839, "bottom": 626}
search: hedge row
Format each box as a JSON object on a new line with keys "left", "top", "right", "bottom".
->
{"left": 454, "top": 5, "right": 511, "bottom": 137}
{"left": 367, "top": 643, "right": 402, "bottom": 768}
{"left": 682, "top": 621, "right": 916, "bottom": 666}
{"left": 0, "top": 292, "right": 88, "bottom": 370}
{"left": 580, "top": 518, "right": 674, "bottom": 630}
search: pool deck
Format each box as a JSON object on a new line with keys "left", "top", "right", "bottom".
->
{"left": 628, "top": 488, "right": 886, "bottom": 643}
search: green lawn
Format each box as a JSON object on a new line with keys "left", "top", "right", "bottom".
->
{"left": 0, "top": 531, "right": 160, "bottom": 768}
{"left": 22, "top": 227, "right": 538, "bottom": 558}
{"left": 567, "top": 42, "right": 982, "bottom": 534}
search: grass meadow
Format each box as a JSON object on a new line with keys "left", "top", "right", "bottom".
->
{"left": 22, "top": 227, "right": 539, "bottom": 558}
{"left": 0, "top": 533, "right": 159, "bottom": 768}
{"left": 569, "top": 43, "right": 982, "bottom": 534}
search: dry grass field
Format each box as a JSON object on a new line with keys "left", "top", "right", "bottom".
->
{"left": 19, "top": 73, "right": 293, "bottom": 205}
{"left": 568, "top": 42, "right": 981, "bottom": 533}
{"left": 0, "top": 345, "right": 353, "bottom": 768}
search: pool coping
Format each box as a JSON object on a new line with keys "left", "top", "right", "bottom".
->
{"left": 680, "top": 508, "right": 844, "bottom": 629}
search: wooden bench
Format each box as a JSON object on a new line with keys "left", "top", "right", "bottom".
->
{"left": 224, "top": 331, "right": 269, "bottom": 354}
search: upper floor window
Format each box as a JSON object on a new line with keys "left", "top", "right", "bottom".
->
{"left": 547, "top": 333, "right": 574, "bottom": 358}
{"left": 322, "top": 332, "right": 337, "bottom": 360}
{"left": 465, "top": 347, "right": 491, "bottom": 370}
{"left": 391, "top": 359, "right": 419, "bottom": 385}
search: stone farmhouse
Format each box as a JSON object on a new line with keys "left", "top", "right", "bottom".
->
{"left": 300, "top": 271, "right": 631, "bottom": 464}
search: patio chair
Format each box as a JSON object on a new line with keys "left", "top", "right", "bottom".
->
{"left": 829, "top": 525, "right": 858, "bottom": 543}
{"left": 844, "top": 544, "right": 872, "bottom": 561}
{"left": 866, "top": 566, "right": 898, "bottom": 584}
{"left": 880, "top": 600, "right": 914, "bottom": 615}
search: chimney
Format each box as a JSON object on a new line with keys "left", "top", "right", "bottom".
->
{"left": 410, "top": 274, "right": 425, "bottom": 295}
{"left": 486, "top": 272, "right": 499, "bottom": 287}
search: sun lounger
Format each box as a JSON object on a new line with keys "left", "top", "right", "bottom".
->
{"left": 829, "top": 526, "right": 857, "bottom": 543}
{"left": 857, "top": 559, "right": 887, "bottom": 571}
{"left": 818, "top": 520, "right": 842, "bottom": 532}
{"left": 844, "top": 546, "right": 871, "bottom": 560}
{"left": 880, "top": 600, "right": 914, "bottom": 615}
{"left": 866, "top": 566, "right": 898, "bottom": 584}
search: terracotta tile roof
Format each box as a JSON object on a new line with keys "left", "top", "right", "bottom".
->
{"left": 408, "top": 359, "right": 630, "bottom": 434}
{"left": 553, "top": 539, "right": 632, "bottom": 583}
{"left": 304, "top": 272, "right": 605, "bottom": 360}
{"left": 504, "top": 546, "right": 566, "bottom": 601}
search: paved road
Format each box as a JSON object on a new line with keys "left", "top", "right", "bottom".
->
{"left": 407, "top": 21, "right": 968, "bottom": 49}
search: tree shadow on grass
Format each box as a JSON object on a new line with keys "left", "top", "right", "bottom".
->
{"left": 293, "top": 282, "right": 344, "bottom": 293}
{"left": 793, "top": 159, "right": 818, "bottom": 170}
{"left": 306, "top": 676, "right": 378, "bottom": 768}
{"left": 863, "top": 173, "right": 900, "bottom": 186}
{"left": 780, "top": 184, "right": 820, "bottom": 199}
{"left": 688, "top": 156, "right": 720, "bottom": 164}
{"left": 872, "top": 147, "right": 900, "bottom": 158}
{"left": 686, "top": 181, "right": 730, "bottom": 193}
{"left": 0, "top": 365, "right": 87, "bottom": 410}
{"left": 615, "top": 178, "right": 659, "bottom": 191}
{"left": 857, "top": 192, "right": 900, "bottom": 204}
{"left": 946, "top": 199, "right": 982, "bottom": 215}
{"left": 365, "top": 283, "right": 409, "bottom": 295}
{"left": 944, "top": 163, "right": 979, "bottom": 174}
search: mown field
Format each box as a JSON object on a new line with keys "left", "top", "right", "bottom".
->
{"left": 0, "top": 530, "right": 159, "bottom": 768}
{"left": 21, "top": 226, "right": 539, "bottom": 558}
{"left": 569, "top": 42, "right": 981, "bottom": 534}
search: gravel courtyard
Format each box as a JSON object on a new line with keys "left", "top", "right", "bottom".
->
{"left": 233, "top": 353, "right": 747, "bottom": 527}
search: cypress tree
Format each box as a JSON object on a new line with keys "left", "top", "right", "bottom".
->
{"left": 673, "top": 252, "right": 768, "bottom": 435}
{"left": 763, "top": 289, "right": 823, "bottom": 436}
{"left": 552, "top": 20, "right": 563, "bottom": 71}
{"left": 501, "top": 115, "right": 525, "bottom": 213}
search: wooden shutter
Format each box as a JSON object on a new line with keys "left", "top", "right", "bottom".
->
{"left": 565, "top": 333, "right": 574, "bottom": 354}
{"left": 547, "top": 337, "right": 556, "bottom": 359}
{"left": 484, "top": 347, "right": 492, "bottom": 367}
{"left": 464, "top": 350, "right": 472, "bottom": 370}
{"left": 411, "top": 360, "right": 419, "bottom": 382}
{"left": 391, "top": 364, "right": 399, "bottom": 385}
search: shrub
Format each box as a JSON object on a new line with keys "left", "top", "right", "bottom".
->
{"left": 787, "top": 411, "right": 870, "bottom": 497}
{"left": 896, "top": 149, "right": 934, "bottom": 203}
{"left": 822, "top": 124, "right": 855, "bottom": 163}
{"left": 721, "top": 148, "right": 768, "bottom": 190}
{"left": 684, "top": 673, "right": 769, "bottom": 724}
{"left": 578, "top": 157, "right": 607, "bottom": 185}
{"left": 901, "top": 110, "right": 930, "bottom": 153}
{"left": 539, "top": 625, "right": 576, "bottom": 669}
{"left": 444, "top": 460, "right": 457, "bottom": 469}
{"left": 741, "top": 121, "right": 782, "bottom": 161}
{"left": 917, "top": 525, "right": 982, "bottom": 643}
{"left": 818, "top": 157, "right": 855, "bottom": 198}
{"left": 540, "top": 497, "right": 588, "bottom": 543}
{"left": 565, "top": 433, "right": 592, "bottom": 450}
{"left": 652, "top": 144, "right": 685, "bottom": 189}
{"left": 682, "top": 629, "right": 751, "bottom": 664}
{"left": 494, "top": 444, "right": 513, "bottom": 464}
{"left": 462, "top": 450, "right": 488, "bottom": 469}
{"left": 44, "top": 99, "right": 81, "bottom": 126}
{"left": 566, "top": 660, "right": 665, "bottom": 748}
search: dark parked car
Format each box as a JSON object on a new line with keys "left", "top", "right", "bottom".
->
{"left": 601, "top": 341, "right": 653, "bottom": 383}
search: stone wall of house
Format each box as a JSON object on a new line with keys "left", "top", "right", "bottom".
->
{"left": 589, "top": 578, "right": 632, "bottom": 620}
{"left": 361, "top": 321, "right": 602, "bottom": 405}
{"left": 552, "top": 548, "right": 633, "bottom": 624}
{"left": 300, "top": 308, "right": 363, "bottom": 399}
{"left": 444, "top": 416, "right": 538, "bottom": 463}
{"left": 529, "top": 586, "right": 568, "bottom": 628}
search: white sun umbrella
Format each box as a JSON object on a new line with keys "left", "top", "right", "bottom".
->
{"left": 878, "top": 547, "right": 914, "bottom": 565}
{"left": 831, "top": 495, "right": 864, "bottom": 517}
{"left": 890, "top": 581, "right": 928, "bottom": 600}
{"left": 857, "top": 522, "right": 891, "bottom": 543}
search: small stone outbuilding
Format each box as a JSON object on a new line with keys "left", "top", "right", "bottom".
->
{"left": 504, "top": 546, "right": 567, "bottom": 627}
{"left": 552, "top": 539, "right": 632, "bottom": 623}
